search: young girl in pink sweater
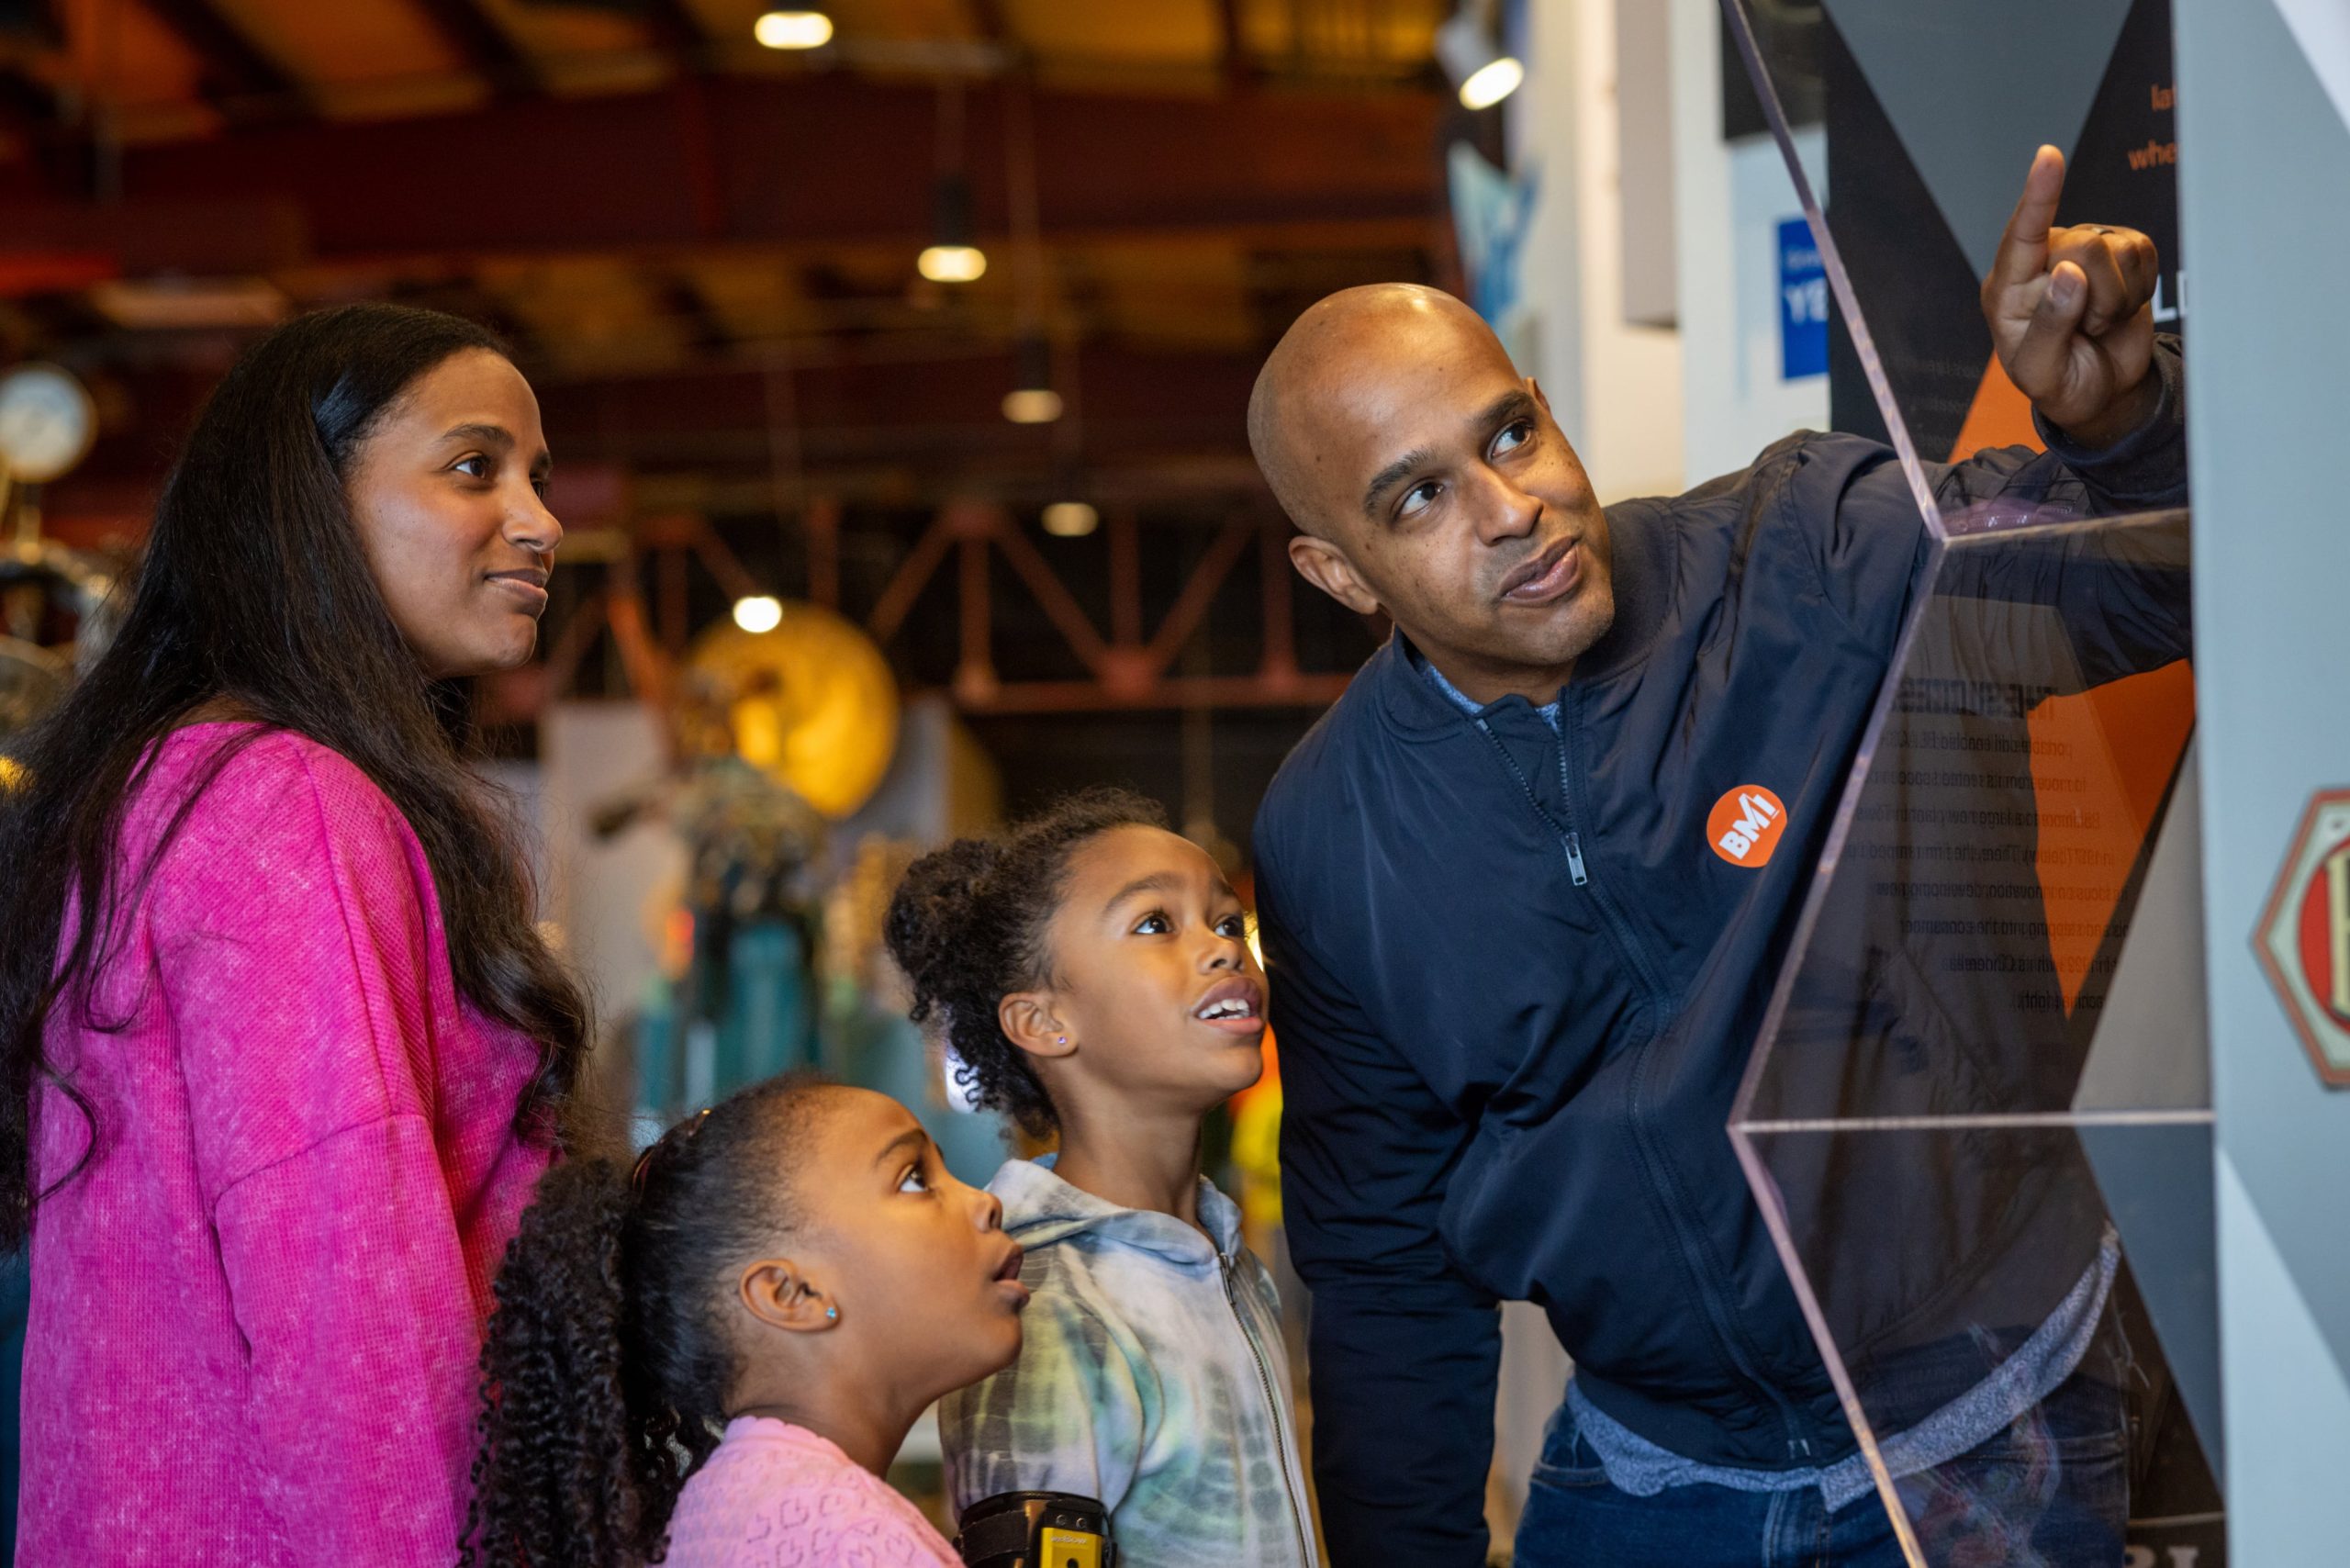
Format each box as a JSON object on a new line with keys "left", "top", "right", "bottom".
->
{"left": 462, "top": 1075, "right": 1031, "bottom": 1568}
{"left": 1, "top": 304, "right": 588, "bottom": 1563}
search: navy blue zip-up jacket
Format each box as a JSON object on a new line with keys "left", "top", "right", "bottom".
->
{"left": 1252, "top": 344, "right": 2188, "bottom": 1565}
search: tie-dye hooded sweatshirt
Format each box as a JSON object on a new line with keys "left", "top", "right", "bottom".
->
{"left": 940, "top": 1157, "right": 1319, "bottom": 1568}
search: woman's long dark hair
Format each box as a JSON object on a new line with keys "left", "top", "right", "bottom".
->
{"left": 0, "top": 303, "right": 593, "bottom": 1249}
{"left": 462, "top": 1075, "right": 827, "bottom": 1568}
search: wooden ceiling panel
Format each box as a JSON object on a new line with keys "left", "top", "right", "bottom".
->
{"left": 14, "top": 1, "right": 1442, "bottom": 140}
{"left": 8, "top": 3, "right": 1449, "bottom": 512}
{"left": 54, "top": 0, "right": 211, "bottom": 112}
{"left": 479, "top": 254, "right": 692, "bottom": 374}
{"left": 1063, "top": 237, "right": 1252, "bottom": 350}
{"left": 478, "top": 0, "right": 650, "bottom": 59}
{"left": 1237, "top": 0, "right": 1443, "bottom": 76}
{"left": 826, "top": 0, "right": 987, "bottom": 46}
{"left": 1000, "top": 0, "right": 1221, "bottom": 69}
{"left": 211, "top": 0, "right": 464, "bottom": 87}
{"left": 685, "top": 252, "right": 826, "bottom": 341}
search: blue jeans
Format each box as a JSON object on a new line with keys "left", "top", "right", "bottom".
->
{"left": 1514, "top": 1368, "right": 2131, "bottom": 1568}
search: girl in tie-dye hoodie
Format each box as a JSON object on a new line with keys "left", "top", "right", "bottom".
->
{"left": 886, "top": 790, "right": 1320, "bottom": 1568}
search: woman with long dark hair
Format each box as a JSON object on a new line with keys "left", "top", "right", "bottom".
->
{"left": 0, "top": 304, "right": 594, "bottom": 1564}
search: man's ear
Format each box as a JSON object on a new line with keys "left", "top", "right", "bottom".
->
{"left": 1289, "top": 533, "right": 1384, "bottom": 617}
{"left": 999, "top": 991, "right": 1077, "bottom": 1062}
{"left": 739, "top": 1258, "right": 836, "bottom": 1335}
{"left": 1529, "top": 375, "right": 1554, "bottom": 418}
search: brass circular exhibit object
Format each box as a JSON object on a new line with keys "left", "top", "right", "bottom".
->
{"left": 683, "top": 599, "right": 898, "bottom": 820}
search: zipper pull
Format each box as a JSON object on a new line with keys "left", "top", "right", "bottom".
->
{"left": 1564, "top": 832, "right": 1590, "bottom": 886}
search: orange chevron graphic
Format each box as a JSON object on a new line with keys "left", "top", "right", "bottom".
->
{"left": 1949, "top": 357, "right": 2197, "bottom": 1016}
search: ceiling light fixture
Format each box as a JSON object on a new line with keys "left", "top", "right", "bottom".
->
{"left": 918, "top": 171, "right": 987, "bottom": 284}
{"left": 1002, "top": 334, "right": 1063, "bottom": 424}
{"left": 1042, "top": 501, "right": 1098, "bottom": 538}
{"left": 753, "top": 9, "right": 833, "bottom": 50}
{"left": 1457, "top": 54, "right": 1524, "bottom": 110}
{"left": 918, "top": 244, "right": 987, "bottom": 284}
{"left": 1434, "top": 3, "right": 1524, "bottom": 111}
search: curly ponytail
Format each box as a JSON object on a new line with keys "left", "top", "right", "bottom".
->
{"left": 463, "top": 1075, "right": 832, "bottom": 1568}
{"left": 883, "top": 789, "right": 1166, "bottom": 1138}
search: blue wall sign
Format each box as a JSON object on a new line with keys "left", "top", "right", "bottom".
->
{"left": 1777, "top": 217, "right": 1829, "bottom": 381}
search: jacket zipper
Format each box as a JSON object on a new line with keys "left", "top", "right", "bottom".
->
{"left": 1220, "top": 1250, "right": 1312, "bottom": 1565}
{"left": 1473, "top": 710, "right": 1818, "bottom": 1462}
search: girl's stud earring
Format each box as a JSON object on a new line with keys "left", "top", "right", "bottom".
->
{"left": 1058, "top": 1036, "right": 1068, "bottom": 1047}
{"left": 825, "top": 1305, "right": 838, "bottom": 1322}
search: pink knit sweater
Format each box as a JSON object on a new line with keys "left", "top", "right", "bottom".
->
{"left": 663, "top": 1418, "right": 960, "bottom": 1568}
{"left": 17, "top": 724, "right": 554, "bottom": 1565}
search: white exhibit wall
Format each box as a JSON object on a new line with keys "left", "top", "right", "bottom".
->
{"left": 1507, "top": 0, "right": 1684, "bottom": 507}
{"left": 539, "top": 701, "right": 686, "bottom": 1036}
{"left": 1668, "top": 0, "right": 1830, "bottom": 488}
{"left": 2176, "top": 0, "right": 2350, "bottom": 1560}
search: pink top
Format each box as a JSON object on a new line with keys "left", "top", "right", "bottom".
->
{"left": 665, "top": 1417, "right": 960, "bottom": 1568}
{"left": 17, "top": 724, "right": 554, "bottom": 1566}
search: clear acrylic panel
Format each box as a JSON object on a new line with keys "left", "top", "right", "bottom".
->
{"left": 1718, "top": 0, "right": 2183, "bottom": 490}
{"left": 1729, "top": 509, "right": 2219, "bottom": 1564}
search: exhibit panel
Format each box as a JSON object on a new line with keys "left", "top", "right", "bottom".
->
{"left": 1718, "top": 3, "right": 2221, "bottom": 1559}
{"left": 1728, "top": 508, "right": 2219, "bottom": 1565}
{"left": 1719, "top": 0, "right": 2183, "bottom": 480}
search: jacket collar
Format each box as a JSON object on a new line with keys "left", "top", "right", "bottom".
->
{"left": 1371, "top": 498, "right": 1671, "bottom": 743}
{"left": 988, "top": 1155, "right": 1247, "bottom": 1270}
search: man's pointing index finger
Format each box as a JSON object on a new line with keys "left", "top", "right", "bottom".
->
{"left": 1988, "top": 144, "right": 2067, "bottom": 293}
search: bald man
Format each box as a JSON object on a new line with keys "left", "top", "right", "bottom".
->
{"left": 1248, "top": 149, "right": 2186, "bottom": 1566}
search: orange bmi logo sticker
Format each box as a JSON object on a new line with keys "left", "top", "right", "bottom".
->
{"left": 1708, "top": 785, "right": 1787, "bottom": 867}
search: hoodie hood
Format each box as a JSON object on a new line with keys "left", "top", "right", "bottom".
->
{"left": 987, "top": 1155, "right": 1245, "bottom": 1268}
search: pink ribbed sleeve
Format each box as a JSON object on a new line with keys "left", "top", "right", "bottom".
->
{"left": 663, "top": 1417, "right": 961, "bottom": 1568}
{"left": 18, "top": 725, "right": 553, "bottom": 1566}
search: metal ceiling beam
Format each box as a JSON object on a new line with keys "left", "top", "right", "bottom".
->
{"left": 102, "top": 73, "right": 1442, "bottom": 262}
{"left": 636, "top": 0, "right": 711, "bottom": 68}
{"left": 140, "top": 0, "right": 310, "bottom": 118}
{"left": 521, "top": 339, "right": 1270, "bottom": 469}
{"left": 0, "top": 66, "right": 86, "bottom": 195}
{"left": 406, "top": 0, "right": 543, "bottom": 99}
{"left": 47, "top": 337, "right": 1292, "bottom": 511}
{"left": 966, "top": 0, "right": 1012, "bottom": 48}
{"left": 1215, "top": 0, "right": 1258, "bottom": 90}
{"left": 0, "top": 67, "right": 61, "bottom": 129}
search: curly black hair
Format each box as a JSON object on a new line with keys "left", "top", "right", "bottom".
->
{"left": 884, "top": 789, "right": 1169, "bottom": 1138}
{"left": 460, "top": 1074, "right": 831, "bottom": 1568}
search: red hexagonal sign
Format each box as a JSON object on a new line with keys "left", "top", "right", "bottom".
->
{"left": 2255, "top": 787, "right": 2350, "bottom": 1088}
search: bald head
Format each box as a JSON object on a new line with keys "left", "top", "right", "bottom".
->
{"left": 1247, "top": 282, "right": 1614, "bottom": 706}
{"left": 1248, "top": 284, "right": 1515, "bottom": 537}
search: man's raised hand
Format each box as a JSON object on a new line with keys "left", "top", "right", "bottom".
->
{"left": 1981, "top": 144, "right": 2162, "bottom": 449}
